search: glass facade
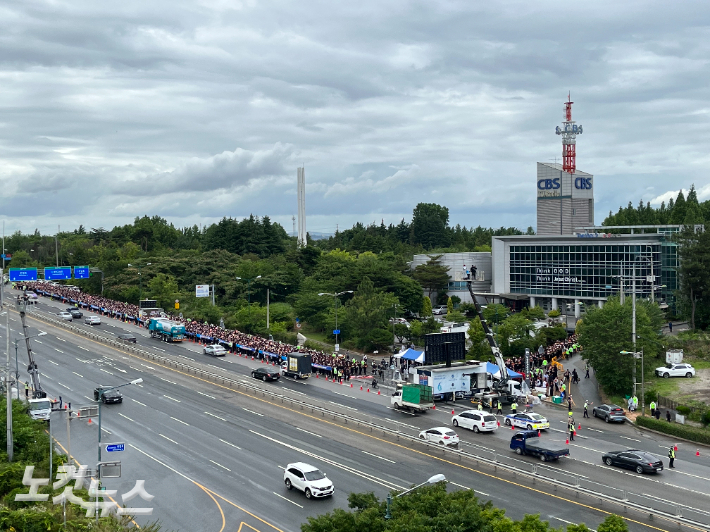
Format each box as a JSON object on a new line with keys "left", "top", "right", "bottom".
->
{"left": 509, "top": 243, "right": 664, "bottom": 300}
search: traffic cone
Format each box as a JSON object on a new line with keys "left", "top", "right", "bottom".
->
{"left": 261, "top": 358, "right": 264, "bottom": 364}
{"left": 432, "top": 405, "right": 436, "bottom": 410}
{"left": 452, "top": 409, "right": 455, "bottom": 415}
{"left": 538, "top": 430, "right": 540, "bottom": 437}
{"left": 674, "top": 445, "right": 678, "bottom": 451}
{"left": 316, "top": 373, "right": 319, "bottom": 378}
{"left": 377, "top": 390, "right": 380, "bottom": 395}
{"left": 511, "top": 423, "right": 514, "bottom": 431}
{"left": 350, "top": 383, "right": 353, "bottom": 387}
{"left": 573, "top": 431, "right": 577, "bottom": 436}
{"left": 578, "top": 423, "right": 581, "bottom": 430}
{"left": 497, "top": 420, "right": 500, "bottom": 427}
{"left": 696, "top": 449, "right": 700, "bottom": 457}
{"left": 565, "top": 437, "right": 569, "bottom": 444}
{"left": 367, "top": 388, "right": 370, "bottom": 393}
{"left": 360, "top": 385, "right": 363, "bottom": 390}
{"left": 88, "top": 418, "right": 92, "bottom": 425}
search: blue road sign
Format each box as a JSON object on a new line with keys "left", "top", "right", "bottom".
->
{"left": 605, "top": 285, "right": 612, "bottom": 289}
{"left": 45, "top": 267, "right": 72, "bottom": 280}
{"left": 106, "top": 443, "right": 125, "bottom": 453}
{"left": 74, "top": 265, "right": 90, "bottom": 279}
{"left": 9, "top": 268, "right": 38, "bottom": 282}
{"left": 333, "top": 329, "right": 340, "bottom": 335}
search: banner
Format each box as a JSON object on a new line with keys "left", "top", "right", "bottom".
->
{"left": 196, "top": 285, "right": 210, "bottom": 298}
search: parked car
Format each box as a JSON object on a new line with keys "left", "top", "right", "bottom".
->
{"left": 452, "top": 410, "right": 498, "bottom": 433}
{"left": 655, "top": 363, "right": 695, "bottom": 379}
{"left": 418, "top": 427, "right": 460, "bottom": 447}
{"left": 592, "top": 404, "right": 626, "bottom": 423}
{"left": 94, "top": 387, "right": 123, "bottom": 404}
{"left": 85, "top": 315, "right": 101, "bottom": 325}
{"left": 117, "top": 333, "right": 137, "bottom": 344}
{"left": 284, "top": 462, "right": 334, "bottom": 499}
{"left": 66, "top": 308, "right": 83, "bottom": 318}
{"left": 204, "top": 345, "right": 227, "bottom": 357}
{"left": 601, "top": 449, "right": 663, "bottom": 474}
{"left": 432, "top": 305, "right": 448, "bottom": 315}
{"left": 252, "top": 367, "right": 280, "bottom": 382}
{"left": 58, "top": 311, "right": 73, "bottom": 321}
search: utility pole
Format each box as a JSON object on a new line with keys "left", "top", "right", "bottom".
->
{"left": 3, "top": 267, "right": 13, "bottom": 461}
{"left": 266, "top": 288, "right": 270, "bottom": 331}
{"left": 392, "top": 303, "right": 398, "bottom": 355}
{"left": 632, "top": 260, "right": 637, "bottom": 398}
{"left": 55, "top": 225, "right": 59, "bottom": 267}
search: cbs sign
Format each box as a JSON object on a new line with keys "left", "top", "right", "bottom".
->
{"left": 575, "top": 177, "right": 592, "bottom": 190}
{"left": 537, "top": 178, "right": 560, "bottom": 190}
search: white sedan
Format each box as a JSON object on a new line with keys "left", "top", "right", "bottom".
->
{"left": 655, "top": 364, "right": 695, "bottom": 378}
{"left": 419, "top": 427, "right": 460, "bottom": 447}
{"left": 85, "top": 316, "right": 101, "bottom": 325}
{"left": 452, "top": 410, "right": 498, "bottom": 433}
{"left": 204, "top": 345, "right": 228, "bottom": 357}
{"left": 504, "top": 412, "right": 550, "bottom": 430}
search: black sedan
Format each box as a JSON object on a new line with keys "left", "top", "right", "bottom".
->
{"left": 252, "top": 367, "right": 280, "bottom": 382}
{"left": 66, "top": 308, "right": 83, "bottom": 318}
{"left": 602, "top": 450, "right": 663, "bottom": 474}
{"left": 592, "top": 404, "right": 626, "bottom": 423}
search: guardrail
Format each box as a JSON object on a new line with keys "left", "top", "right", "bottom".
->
{"left": 23, "top": 308, "right": 710, "bottom": 530}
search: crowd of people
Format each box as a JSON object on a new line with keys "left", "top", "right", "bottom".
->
{"left": 503, "top": 334, "right": 580, "bottom": 375}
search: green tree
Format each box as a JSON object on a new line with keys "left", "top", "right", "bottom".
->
{"left": 421, "top": 296, "right": 433, "bottom": 317}
{"left": 446, "top": 296, "right": 454, "bottom": 316}
{"left": 411, "top": 255, "right": 450, "bottom": 299}
{"left": 498, "top": 313, "right": 533, "bottom": 355}
{"left": 597, "top": 515, "right": 629, "bottom": 532}
{"left": 677, "top": 225, "right": 710, "bottom": 329}
{"left": 147, "top": 273, "right": 179, "bottom": 310}
{"left": 467, "top": 316, "right": 490, "bottom": 360}
{"left": 410, "top": 202, "right": 451, "bottom": 248}
{"left": 344, "top": 277, "right": 398, "bottom": 351}
{"left": 482, "top": 303, "right": 508, "bottom": 325}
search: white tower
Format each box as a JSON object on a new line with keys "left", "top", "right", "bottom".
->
{"left": 297, "top": 167, "right": 306, "bottom": 247}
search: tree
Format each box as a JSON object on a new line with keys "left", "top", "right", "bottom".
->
{"left": 147, "top": 273, "right": 179, "bottom": 311}
{"left": 411, "top": 255, "right": 450, "bottom": 299}
{"left": 344, "top": 277, "right": 398, "bottom": 351}
{"left": 597, "top": 515, "right": 629, "bottom": 532}
{"left": 446, "top": 296, "right": 454, "bottom": 316}
{"left": 467, "top": 316, "right": 490, "bottom": 360}
{"left": 677, "top": 225, "right": 710, "bottom": 329}
{"left": 421, "top": 296, "right": 432, "bottom": 317}
{"left": 410, "top": 202, "right": 451, "bottom": 248}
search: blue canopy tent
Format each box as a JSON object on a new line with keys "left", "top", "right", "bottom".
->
{"left": 395, "top": 348, "right": 425, "bottom": 363}
{"left": 485, "top": 362, "right": 522, "bottom": 379}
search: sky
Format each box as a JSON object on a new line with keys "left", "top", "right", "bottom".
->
{"left": 1, "top": 0, "right": 709, "bottom": 237}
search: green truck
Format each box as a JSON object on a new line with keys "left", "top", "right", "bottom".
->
{"left": 391, "top": 383, "right": 434, "bottom": 413}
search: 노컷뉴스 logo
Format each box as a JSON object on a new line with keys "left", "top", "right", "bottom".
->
{"left": 15, "top": 465, "right": 154, "bottom": 517}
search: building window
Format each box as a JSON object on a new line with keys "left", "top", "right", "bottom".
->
{"left": 588, "top": 199, "right": 593, "bottom": 222}
{"left": 572, "top": 208, "right": 576, "bottom": 216}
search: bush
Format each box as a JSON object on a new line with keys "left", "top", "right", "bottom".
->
{"left": 636, "top": 415, "right": 710, "bottom": 445}
{"left": 643, "top": 389, "right": 657, "bottom": 406}
{"left": 548, "top": 309, "right": 561, "bottom": 318}
{"left": 701, "top": 410, "right": 710, "bottom": 427}
{"left": 270, "top": 330, "right": 297, "bottom": 345}
{"left": 676, "top": 405, "right": 692, "bottom": 416}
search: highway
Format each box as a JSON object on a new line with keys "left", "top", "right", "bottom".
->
{"left": 3, "top": 294, "right": 709, "bottom": 531}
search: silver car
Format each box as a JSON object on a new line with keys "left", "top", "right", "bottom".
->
{"left": 85, "top": 315, "right": 101, "bottom": 325}
{"left": 204, "top": 345, "right": 227, "bottom": 357}
{"left": 58, "top": 311, "right": 73, "bottom": 321}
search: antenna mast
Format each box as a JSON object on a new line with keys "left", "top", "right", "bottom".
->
{"left": 555, "top": 93, "right": 583, "bottom": 174}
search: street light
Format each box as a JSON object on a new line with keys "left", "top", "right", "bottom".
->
{"left": 385, "top": 473, "right": 446, "bottom": 519}
{"left": 97, "top": 378, "right": 143, "bottom": 463}
{"left": 621, "top": 349, "right": 644, "bottom": 415}
{"left": 127, "top": 263, "right": 151, "bottom": 303}
{"left": 318, "top": 291, "right": 353, "bottom": 352}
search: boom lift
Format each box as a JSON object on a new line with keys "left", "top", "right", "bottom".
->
{"left": 17, "top": 294, "right": 51, "bottom": 420}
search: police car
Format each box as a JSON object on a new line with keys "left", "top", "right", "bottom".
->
{"left": 504, "top": 412, "right": 550, "bottom": 430}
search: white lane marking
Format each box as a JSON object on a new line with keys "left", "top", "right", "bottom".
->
{"left": 55, "top": 349, "right": 64, "bottom": 353}
{"left": 84, "top": 396, "right": 94, "bottom": 402}
{"left": 329, "top": 401, "right": 357, "bottom": 411}
{"left": 205, "top": 412, "right": 227, "bottom": 421}
{"left": 129, "top": 367, "right": 143, "bottom": 372}
{"left": 171, "top": 416, "right": 189, "bottom": 426}
{"left": 219, "top": 439, "right": 241, "bottom": 449}
{"left": 586, "top": 427, "right": 603, "bottom": 433}
{"left": 159, "top": 434, "right": 179, "bottom": 445}
{"left": 475, "top": 490, "right": 490, "bottom": 496}
{"left": 101, "top": 428, "right": 112, "bottom": 435}
{"left": 273, "top": 491, "right": 303, "bottom": 508}
{"left": 140, "top": 364, "right": 155, "bottom": 370}
{"left": 119, "top": 413, "right": 135, "bottom": 422}
{"left": 57, "top": 338, "right": 66, "bottom": 342}
{"left": 552, "top": 517, "right": 596, "bottom": 531}
{"left": 48, "top": 360, "right": 59, "bottom": 365}
{"left": 131, "top": 399, "right": 147, "bottom": 407}
{"left": 209, "top": 459, "right": 231, "bottom": 471}
{"left": 331, "top": 391, "right": 353, "bottom": 398}
{"left": 196, "top": 391, "right": 216, "bottom": 399}
{"left": 72, "top": 372, "right": 84, "bottom": 378}
{"left": 449, "top": 481, "right": 470, "bottom": 490}
{"left": 620, "top": 436, "right": 641, "bottom": 442}
{"left": 35, "top": 340, "right": 43, "bottom": 344}
{"left": 163, "top": 395, "right": 181, "bottom": 403}
{"left": 78, "top": 346, "right": 89, "bottom": 351}
{"left": 159, "top": 378, "right": 177, "bottom": 385}
{"left": 153, "top": 347, "right": 166, "bottom": 352}
{"left": 100, "top": 369, "right": 115, "bottom": 375}
{"left": 115, "top": 368, "right": 127, "bottom": 373}
{"left": 362, "top": 450, "right": 395, "bottom": 463}
{"left": 296, "top": 427, "right": 322, "bottom": 438}
{"left": 56, "top": 382, "right": 72, "bottom": 390}
{"left": 131, "top": 444, "right": 194, "bottom": 482}
{"left": 242, "top": 408, "right": 264, "bottom": 417}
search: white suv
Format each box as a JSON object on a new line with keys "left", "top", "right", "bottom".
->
{"left": 432, "top": 305, "right": 448, "bottom": 315}
{"left": 284, "top": 462, "right": 334, "bottom": 499}
{"left": 655, "top": 363, "right": 695, "bottom": 378}
{"left": 452, "top": 410, "right": 498, "bottom": 433}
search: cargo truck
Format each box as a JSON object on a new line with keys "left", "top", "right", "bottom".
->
{"left": 391, "top": 383, "right": 434, "bottom": 413}
{"left": 147, "top": 318, "right": 185, "bottom": 342}
{"left": 510, "top": 430, "right": 569, "bottom": 462}
{"left": 281, "top": 352, "right": 312, "bottom": 379}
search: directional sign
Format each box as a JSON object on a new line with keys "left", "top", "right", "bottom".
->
{"left": 105, "top": 442, "right": 125, "bottom": 453}
{"left": 98, "top": 461, "right": 121, "bottom": 478}
{"left": 74, "top": 265, "right": 90, "bottom": 279}
{"left": 333, "top": 329, "right": 340, "bottom": 335}
{"left": 9, "top": 268, "right": 38, "bottom": 282}
{"left": 45, "top": 267, "right": 71, "bottom": 280}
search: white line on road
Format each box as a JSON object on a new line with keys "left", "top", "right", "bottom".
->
{"left": 552, "top": 517, "right": 596, "bottom": 531}
{"left": 219, "top": 438, "right": 241, "bottom": 449}
{"left": 129, "top": 367, "right": 143, "bottom": 372}
{"left": 171, "top": 416, "right": 189, "bottom": 426}
{"left": 35, "top": 340, "right": 43, "bottom": 344}
{"left": 448, "top": 481, "right": 470, "bottom": 490}
{"left": 362, "top": 451, "right": 395, "bottom": 463}
{"left": 78, "top": 346, "right": 89, "bottom": 351}
{"left": 115, "top": 368, "right": 127, "bottom": 373}
{"left": 159, "top": 434, "right": 179, "bottom": 445}
{"left": 84, "top": 396, "right": 94, "bottom": 401}
{"left": 586, "top": 427, "right": 603, "bottom": 432}
{"left": 47, "top": 360, "right": 58, "bottom": 365}
{"left": 54, "top": 349, "right": 64, "bottom": 353}
{"left": 100, "top": 369, "right": 115, "bottom": 375}
{"left": 196, "top": 391, "right": 216, "bottom": 399}
{"left": 329, "top": 401, "right": 358, "bottom": 411}
{"left": 119, "top": 413, "right": 135, "bottom": 422}
{"left": 620, "top": 436, "right": 640, "bottom": 442}
{"left": 209, "top": 459, "right": 231, "bottom": 471}
{"left": 296, "top": 427, "right": 322, "bottom": 438}
{"left": 101, "top": 428, "right": 112, "bottom": 434}
{"left": 273, "top": 492, "right": 303, "bottom": 508}
{"left": 474, "top": 490, "right": 490, "bottom": 496}
{"left": 57, "top": 338, "right": 66, "bottom": 342}
{"left": 205, "top": 411, "right": 227, "bottom": 421}
{"left": 159, "top": 378, "right": 177, "bottom": 385}
{"left": 57, "top": 382, "right": 72, "bottom": 390}
{"left": 163, "top": 395, "right": 181, "bottom": 402}
{"left": 131, "top": 399, "right": 147, "bottom": 407}
{"left": 72, "top": 372, "right": 84, "bottom": 378}
{"left": 140, "top": 364, "right": 155, "bottom": 370}
{"left": 242, "top": 408, "right": 264, "bottom": 417}
{"left": 130, "top": 444, "right": 194, "bottom": 482}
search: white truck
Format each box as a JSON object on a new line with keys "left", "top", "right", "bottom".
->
{"left": 391, "top": 384, "right": 434, "bottom": 413}
{"left": 28, "top": 398, "right": 52, "bottom": 420}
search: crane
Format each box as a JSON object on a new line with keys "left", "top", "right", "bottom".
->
{"left": 16, "top": 293, "right": 46, "bottom": 399}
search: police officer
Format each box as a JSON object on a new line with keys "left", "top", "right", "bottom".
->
{"left": 511, "top": 401, "right": 518, "bottom": 415}
{"left": 568, "top": 419, "right": 576, "bottom": 441}
{"left": 477, "top": 402, "right": 483, "bottom": 412}
{"left": 650, "top": 401, "right": 656, "bottom": 417}
{"left": 583, "top": 400, "right": 590, "bottom": 418}
{"left": 24, "top": 381, "right": 29, "bottom": 399}
{"left": 668, "top": 446, "right": 675, "bottom": 468}
{"left": 496, "top": 400, "right": 503, "bottom": 415}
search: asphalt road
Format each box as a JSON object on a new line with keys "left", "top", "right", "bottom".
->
{"left": 3, "top": 293, "right": 710, "bottom": 531}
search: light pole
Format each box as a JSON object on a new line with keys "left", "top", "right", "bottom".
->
{"left": 391, "top": 303, "right": 399, "bottom": 354}
{"left": 318, "top": 291, "right": 353, "bottom": 351}
{"left": 385, "top": 474, "right": 446, "bottom": 519}
{"left": 621, "top": 349, "right": 644, "bottom": 415}
{"left": 127, "top": 263, "right": 151, "bottom": 303}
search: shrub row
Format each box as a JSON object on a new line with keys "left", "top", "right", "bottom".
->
{"left": 636, "top": 415, "right": 710, "bottom": 445}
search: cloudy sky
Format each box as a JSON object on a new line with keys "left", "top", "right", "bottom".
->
{"left": 1, "top": 0, "right": 709, "bottom": 237}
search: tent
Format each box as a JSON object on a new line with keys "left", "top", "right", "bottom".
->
{"left": 395, "top": 348, "right": 425, "bottom": 363}
{"left": 485, "top": 362, "right": 522, "bottom": 379}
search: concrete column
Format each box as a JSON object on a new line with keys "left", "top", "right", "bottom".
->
{"left": 551, "top": 297, "right": 558, "bottom": 312}
{"left": 529, "top": 296, "right": 536, "bottom": 308}
{"left": 574, "top": 299, "right": 581, "bottom": 319}
{"left": 598, "top": 300, "right": 604, "bottom": 309}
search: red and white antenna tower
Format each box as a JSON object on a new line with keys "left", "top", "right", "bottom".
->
{"left": 555, "top": 93, "right": 583, "bottom": 174}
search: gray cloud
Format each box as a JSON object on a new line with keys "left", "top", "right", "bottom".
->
{"left": 1, "top": 0, "right": 709, "bottom": 236}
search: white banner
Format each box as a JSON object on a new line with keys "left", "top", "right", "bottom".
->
{"left": 196, "top": 284, "right": 210, "bottom": 298}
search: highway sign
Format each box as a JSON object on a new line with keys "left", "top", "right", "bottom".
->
{"left": 335, "top": 344, "right": 339, "bottom": 352}
{"left": 195, "top": 284, "right": 209, "bottom": 297}
{"left": 74, "top": 265, "right": 90, "bottom": 279}
{"left": 98, "top": 461, "right": 121, "bottom": 478}
{"left": 333, "top": 329, "right": 340, "bottom": 335}
{"left": 9, "top": 268, "right": 38, "bottom": 282}
{"left": 45, "top": 267, "right": 72, "bottom": 280}
{"left": 104, "top": 442, "right": 125, "bottom": 453}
